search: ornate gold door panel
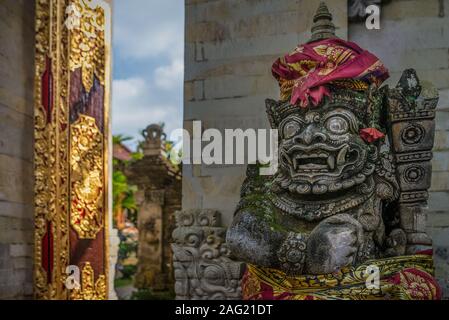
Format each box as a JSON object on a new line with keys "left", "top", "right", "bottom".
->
{"left": 34, "top": 0, "right": 111, "bottom": 300}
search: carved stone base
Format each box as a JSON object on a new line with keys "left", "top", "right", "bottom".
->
{"left": 171, "top": 209, "right": 245, "bottom": 300}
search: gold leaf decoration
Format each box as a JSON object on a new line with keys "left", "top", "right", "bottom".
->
{"left": 35, "top": 0, "right": 109, "bottom": 300}
{"left": 70, "top": 114, "right": 104, "bottom": 239}
{"left": 70, "top": 263, "right": 107, "bottom": 300}
{"left": 35, "top": 0, "right": 71, "bottom": 300}
{"left": 68, "top": 0, "right": 105, "bottom": 92}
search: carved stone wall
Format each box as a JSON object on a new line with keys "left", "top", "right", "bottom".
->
{"left": 172, "top": 209, "right": 245, "bottom": 300}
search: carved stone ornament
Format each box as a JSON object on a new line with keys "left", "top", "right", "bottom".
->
{"left": 141, "top": 124, "right": 167, "bottom": 156}
{"left": 172, "top": 210, "right": 245, "bottom": 300}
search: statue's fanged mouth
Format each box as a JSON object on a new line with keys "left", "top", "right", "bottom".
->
{"left": 283, "top": 144, "right": 355, "bottom": 176}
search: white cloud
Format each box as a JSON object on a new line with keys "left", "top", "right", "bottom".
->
{"left": 115, "top": 26, "right": 182, "bottom": 60}
{"left": 112, "top": 77, "right": 182, "bottom": 149}
{"left": 113, "top": 77, "right": 146, "bottom": 100}
{"left": 154, "top": 58, "right": 184, "bottom": 90}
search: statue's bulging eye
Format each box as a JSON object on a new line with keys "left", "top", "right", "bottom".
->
{"left": 326, "top": 116, "right": 349, "bottom": 134}
{"left": 283, "top": 121, "right": 301, "bottom": 138}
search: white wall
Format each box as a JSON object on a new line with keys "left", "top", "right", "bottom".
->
{"left": 0, "top": 0, "right": 35, "bottom": 299}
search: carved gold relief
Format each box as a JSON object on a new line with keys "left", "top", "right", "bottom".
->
{"left": 35, "top": 0, "right": 71, "bottom": 300}
{"left": 70, "top": 115, "right": 104, "bottom": 239}
{"left": 70, "top": 263, "right": 107, "bottom": 300}
{"left": 68, "top": 0, "right": 106, "bottom": 92}
{"left": 35, "top": 0, "right": 110, "bottom": 300}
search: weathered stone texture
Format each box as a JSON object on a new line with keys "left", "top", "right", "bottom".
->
{"left": 172, "top": 209, "right": 245, "bottom": 299}
{"left": 183, "top": 0, "right": 348, "bottom": 226}
{"left": 349, "top": 0, "right": 449, "bottom": 298}
{"left": 0, "top": 0, "right": 35, "bottom": 299}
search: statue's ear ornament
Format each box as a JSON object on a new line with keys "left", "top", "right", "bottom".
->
{"left": 396, "top": 69, "right": 422, "bottom": 100}
{"left": 265, "top": 99, "right": 301, "bottom": 129}
{"left": 386, "top": 69, "right": 438, "bottom": 121}
{"left": 265, "top": 99, "right": 279, "bottom": 129}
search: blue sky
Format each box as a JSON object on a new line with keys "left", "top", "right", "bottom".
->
{"left": 112, "top": 0, "right": 184, "bottom": 149}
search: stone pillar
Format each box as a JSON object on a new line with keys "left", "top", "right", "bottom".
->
{"left": 387, "top": 70, "right": 438, "bottom": 253}
{"left": 135, "top": 189, "right": 166, "bottom": 290}
{"left": 128, "top": 124, "right": 181, "bottom": 291}
{"left": 172, "top": 209, "right": 245, "bottom": 300}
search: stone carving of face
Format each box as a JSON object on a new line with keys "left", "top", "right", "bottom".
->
{"left": 272, "top": 94, "right": 377, "bottom": 196}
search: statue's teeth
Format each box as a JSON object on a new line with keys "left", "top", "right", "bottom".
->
{"left": 327, "top": 155, "right": 335, "bottom": 170}
{"left": 337, "top": 145, "right": 349, "bottom": 166}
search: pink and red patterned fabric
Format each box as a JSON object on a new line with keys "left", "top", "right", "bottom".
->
{"left": 272, "top": 38, "right": 389, "bottom": 107}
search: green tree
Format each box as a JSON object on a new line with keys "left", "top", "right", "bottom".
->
{"left": 112, "top": 135, "right": 138, "bottom": 229}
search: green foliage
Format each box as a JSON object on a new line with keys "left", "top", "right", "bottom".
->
{"left": 119, "top": 239, "right": 137, "bottom": 254}
{"left": 113, "top": 134, "right": 133, "bottom": 145}
{"left": 112, "top": 134, "right": 139, "bottom": 229}
{"left": 114, "top": 277, "right": 133, "bottom": 288}
{"left": 112, "top": 170, "right": 137, "bottom": 213}
{"left": 130, "top": 288, "right": 175, "bottom": 300}
{"left": 121, "top": 265, "right": 137, "bottom": 280}
{"left": 131, "top": 151, "right": 144, "bottom": 161}
{"left": 118, "top": 240, "right": 137, "bottom": 258}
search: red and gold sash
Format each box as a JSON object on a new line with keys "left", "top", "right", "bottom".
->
{"left": 243, "top": 253, "right": 441, "bottom": 300}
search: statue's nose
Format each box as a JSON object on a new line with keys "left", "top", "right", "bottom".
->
{"left": 295, "top": 125, "right": 327, "bottom": 145}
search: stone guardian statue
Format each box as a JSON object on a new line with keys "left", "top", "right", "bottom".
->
{"left": 226, "top": 2, "right": 441, "bottom": 300}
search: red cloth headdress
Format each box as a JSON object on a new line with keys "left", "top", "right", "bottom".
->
{"left": 272, "top": 38, "right": 389, "bottom": 142}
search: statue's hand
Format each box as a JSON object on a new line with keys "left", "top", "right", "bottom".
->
{"left": 278, "top": 232, "right": 308, "bottom": 274}
{"left": 384, "top": 228, "right": 407, "bottom": 257}
{"left": 305, "top": 214, "right": 363, "bottom": 274}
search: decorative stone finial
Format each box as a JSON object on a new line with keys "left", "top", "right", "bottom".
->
{"left": 141, "top": 124, "right": 166, "bottom": 156}
{"left": 309, "top": 2, "right": 337, "bottom": 42}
